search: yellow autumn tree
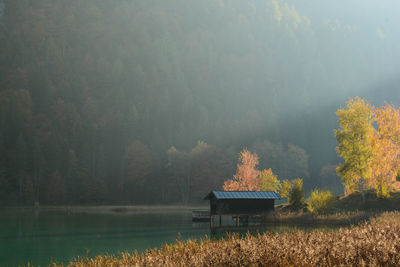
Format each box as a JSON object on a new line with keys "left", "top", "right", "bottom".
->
{"left": 259, "top": 168, "right": 281, "bottom": 192}
{"left": 280, "top": 179, "right": 292, "bottom": 199}
{"left": 335, "top": 97, "right": 374, "bottom": 200}
{"left": 223, "top": 149, "right": 260, "bottom": 191}
{"left": 370, "top": 104, "right": 400, "bottom": 197}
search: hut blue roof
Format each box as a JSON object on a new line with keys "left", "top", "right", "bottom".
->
{"left": 204, "top": 191, "right": 280, "bottom": 200}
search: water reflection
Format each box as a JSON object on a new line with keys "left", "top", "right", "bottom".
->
{"left": 0, "top": 209, "right": 341, "bottom": 267}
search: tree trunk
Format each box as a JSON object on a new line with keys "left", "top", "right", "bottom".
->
{"left": 360, "top": 179, "right": 366, "bottom": 203}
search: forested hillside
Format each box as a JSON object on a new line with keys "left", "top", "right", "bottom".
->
{"left": 0, "top": 0, "right": 398, "bottom": 205}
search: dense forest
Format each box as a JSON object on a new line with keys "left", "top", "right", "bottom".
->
{"left": 0, "top": 0, "right": 399, "bottom": 205}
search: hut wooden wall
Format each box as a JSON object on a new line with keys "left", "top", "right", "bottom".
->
{"left": 210, "top": 199, "right": 274, "bottom": 215}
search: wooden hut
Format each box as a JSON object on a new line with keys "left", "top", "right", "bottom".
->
{"left": 203, "top": 191, "right": 280, "bottom": 226}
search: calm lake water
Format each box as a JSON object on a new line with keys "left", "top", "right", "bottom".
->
{"left": 0, "top": 208, "right": 338, "bottom": 266}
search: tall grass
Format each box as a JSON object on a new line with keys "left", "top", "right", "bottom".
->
{"left": 58, "top": 212, "right": 400, "bottom": 267}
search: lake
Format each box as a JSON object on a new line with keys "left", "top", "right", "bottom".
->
{"left": 0, "top": 208, "right": 338, "bottom": 266}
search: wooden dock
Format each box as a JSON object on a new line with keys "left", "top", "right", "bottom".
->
{"left": 192, "top": 210, "right": 210, "bottom": 222}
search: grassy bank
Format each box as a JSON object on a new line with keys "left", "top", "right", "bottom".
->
{"left": 55, "top": 212, "right": 400, "bottom": 267}
{"left": 333, "top": 191, "right": 400, "bottom": 211}
{"left": 260, "top": 191, "right": 400, "bottom": 225}
{"left": 263, "top": 210, "right": 374, "bottom": 225}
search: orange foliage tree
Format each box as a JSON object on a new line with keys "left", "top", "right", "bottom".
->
{"left": 335, "top": 98, "right": 400, "bottom": 198}
{"left": 223, "top": 149, "right": 260, "bottom": 191}
{"left": 370, "top": 104, "right": 400, "bottom": 197}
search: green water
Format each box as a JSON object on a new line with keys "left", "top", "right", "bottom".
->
{"left": 0, "top": 209, "right": 338, "bottom": 266}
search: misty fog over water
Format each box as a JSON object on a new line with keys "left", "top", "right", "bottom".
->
{"left": 0, "top": 0, "right": 399, "bottom": 205}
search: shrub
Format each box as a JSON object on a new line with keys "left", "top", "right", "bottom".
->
{"left": 376, "top": 182, "right": 390, "bottom": 199}
{"left": 288, "top": 178, "right": 304, "bottom": 208}
{"left": 307, "top": 189, "right": 336, "bottom": 214}
{"left": 280, "top": 178, "right": 305, "bottom": 208}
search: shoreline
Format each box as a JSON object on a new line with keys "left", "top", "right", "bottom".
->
{"left": 0, "top": 204, "right": 209, "bottom": 214}
{"left": 1, "top": 205, "right": 380, "bottom": 224}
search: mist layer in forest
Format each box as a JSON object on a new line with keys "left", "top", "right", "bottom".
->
{"left": 0, "top": 0, "right": 399, "bottom": 205}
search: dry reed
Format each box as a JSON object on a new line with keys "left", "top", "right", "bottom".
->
{"left": 58, "top": 212, "right": 400, "bottom": 267}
